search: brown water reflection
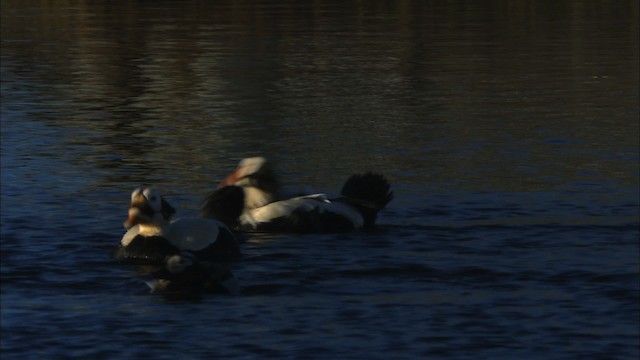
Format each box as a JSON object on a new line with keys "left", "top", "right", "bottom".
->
{"left": 1, "top": 0, "right": 638, "bottom": 196}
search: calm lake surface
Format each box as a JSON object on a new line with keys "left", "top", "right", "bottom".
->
{"left": 1, "top": 1, "right": 639, "bottom": 359}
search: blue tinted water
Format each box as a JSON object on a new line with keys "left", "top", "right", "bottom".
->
{"left": 1, "top": 1, "right": 639, "bottom": 359}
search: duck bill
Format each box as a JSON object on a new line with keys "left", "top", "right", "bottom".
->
{"left": 219, "top": 169, "right": 240, "bottom": 188}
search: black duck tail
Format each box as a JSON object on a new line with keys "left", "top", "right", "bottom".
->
{"left": 340, "top": 172, "right": 393, "bottom": 228}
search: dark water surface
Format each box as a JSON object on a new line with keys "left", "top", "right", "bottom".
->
{"left": 1, "top": 1, "right": 639, "bottom": 359}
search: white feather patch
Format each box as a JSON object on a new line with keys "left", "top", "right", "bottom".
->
{"left": 121, "top": 225, "right": 141, "bottom": 246}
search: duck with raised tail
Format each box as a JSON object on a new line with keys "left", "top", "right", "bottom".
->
{"left": 116, "top": 187, "right": 241, "bottom": 265}
{"left": 201, "top": 167, "right": 394, "bottom": 233}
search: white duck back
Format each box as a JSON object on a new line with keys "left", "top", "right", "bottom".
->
{"left": 243, "top": 194, "right": 364, "bottom": 229}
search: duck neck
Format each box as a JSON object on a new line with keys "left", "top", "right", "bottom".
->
{"left": 243, "top": 186, "right": 276, "bottom": 209}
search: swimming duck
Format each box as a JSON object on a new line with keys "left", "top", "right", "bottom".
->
{"left": 201, "top": 172, "right": 393, "bottom": 233}
{"left": 146, "top": 250, "right": 241, "bottom": 300}
{"left": 116, "top": 187, "right": 241, "bottom": 265}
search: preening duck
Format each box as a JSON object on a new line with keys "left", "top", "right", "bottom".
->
{"left": 116, "top": 187, "right": 241, "bottom": 265}
{"left": 146, "top": 250, "right": 241, "bottom": 299}
{"left": 201, "top": 172, "right": 393, "bottom": 233}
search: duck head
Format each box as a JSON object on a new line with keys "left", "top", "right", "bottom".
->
{"left": 220, "top": 157, "right": 278, "bottom": 190}
{"left": 124, "top": 187, "right": 176, "bottom": 230}
{"left": 219, "top": 157, "right": 278, "bottom": 209}
{"left": 145, "top": 251, "right": 198, "bottom": 295}
{"left": 165, "top": 251, "right": 197, "bottom": 274}
{"left": 147, "top": 250, "right": 240, "bottom": 297}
